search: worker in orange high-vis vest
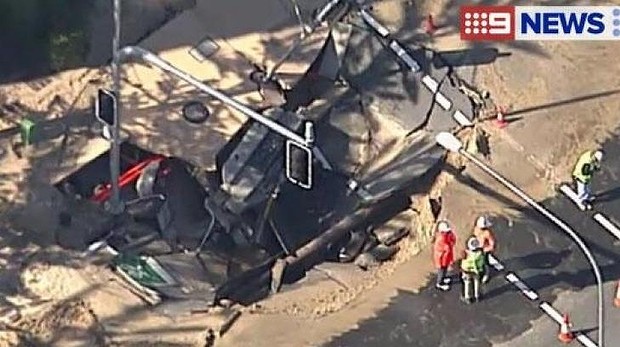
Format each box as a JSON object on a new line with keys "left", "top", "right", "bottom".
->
{"left": 473, "top": 215, "right": 496, "bottom": 284}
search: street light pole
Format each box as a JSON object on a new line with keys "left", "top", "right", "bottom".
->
{"left": 435, "top": 132, "right": 604, "bottom": 347}
{"left": 109, "top": 0, "right": 124, "bottom": 215}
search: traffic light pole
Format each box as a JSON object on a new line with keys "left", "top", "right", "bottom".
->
{"left": 109, "top": 0, "right": 124, "bottom": 215}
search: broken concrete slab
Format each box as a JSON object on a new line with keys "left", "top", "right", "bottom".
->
{"left": 341, "top": 25, "right": 429, "bottom": 134}
{"left": 341, "top": 17, "right": 475, "bottom": 136}
{"left": 316, "top": 96, "right": 370, "bottom": 175}
{"left": 353, "top": 252, "right": 379, "bottom": 270}
{"left": 354, "top": 243, "right": 398, "bottom": 271}
{"left": 153, "top": 253, "right": 222, "bottom": 301}
{"left": 373, "top": 227, "right": 409, "bottom": 246}
{"left": 358, "top": 131, "right": 446, "bottom": 202}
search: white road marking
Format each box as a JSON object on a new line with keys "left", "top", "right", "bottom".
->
{"left": 576, "top": 333, "right": 599, "bottom": 347}
{"left": 491, "top": 259, "right": 597, "bottom": 346}
{"left": 388, "top": 41, "right": 420, "bottom": 72}
{"left": 360, "top": 10, "right": 391, "bottom": 38}
{"left": 434, "top": 92, "right": 452, "bottom": 110}
{"left": 487, "top": 254, "right": 504, "bottom": 271}
{"left": 540, "top": 302, "right": 599, "bottom": 347}
{"left": 421, "top": 75, "right": 452, "bottom": 110}
{"left": 505, "top": 272, "right": 539, "bottom": 300}
{"left": 560, "top": 184, "right": 586, "bottom": 210}
{"left": 593, "top": 213, "right": 620, "bottom": 240}
{"left": 453, "top": 110, "right": 473, "bottom": 127}
{"left": 422, "top": 75, "right": 439, "bottom": 91}
{"left": 539, "top": 302, "right": 564, "bottom": 324}
{"left": 360, "top": 13, "right": 475, "bottom": 127}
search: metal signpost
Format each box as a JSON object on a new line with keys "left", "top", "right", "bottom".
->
{"left": 109, "top": 0, "right": 124, "bottom": 214}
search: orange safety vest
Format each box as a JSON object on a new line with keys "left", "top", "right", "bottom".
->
{"left": 473, "top": 226, "right": 496, "bottom": 253}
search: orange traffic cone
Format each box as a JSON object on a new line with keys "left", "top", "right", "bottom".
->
{"left": 494, "top": 106, "right": 508, "bottom": 128}
{"left": 558, "top": 314, "right": 574, "bottom": 343}
{"left": 614, "top": 280, "right": 620, "bottom": 307}
{"left": 424, "top": 14, "right": 438, "bottom": 35}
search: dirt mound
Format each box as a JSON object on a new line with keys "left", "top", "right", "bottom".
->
{"left": 0, "top": 331, "right": 22, "bottom": 347}
{"left": 21, "top": 262, "right": 91, "bottom": 300}
{"left": 19, "top": 299, "right": 106, "bottom": 346}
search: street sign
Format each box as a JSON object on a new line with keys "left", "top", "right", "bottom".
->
{"left": 95, "top": 88, "right": 117, "bottom": 127}
{"left": 285, "top": 140, "right": 313, "bottom": 189}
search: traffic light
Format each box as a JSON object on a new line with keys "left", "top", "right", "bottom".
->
{"left": 95, "top": 88, "right": 117, "bottom": 127}
{"left": 285, "top": 140, "right": 313, "bottom": 189}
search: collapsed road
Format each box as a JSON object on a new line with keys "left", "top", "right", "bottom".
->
{"left": 54, "top": 0, "right": 493, "bottom": 312}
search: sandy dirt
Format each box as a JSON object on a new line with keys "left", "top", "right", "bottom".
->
{"left": 1, "top": 0, "right": 620, "bottom": 346}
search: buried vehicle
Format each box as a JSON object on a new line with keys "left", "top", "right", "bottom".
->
{"left": 57, "top": 0, "right": 493, "bottom": 310}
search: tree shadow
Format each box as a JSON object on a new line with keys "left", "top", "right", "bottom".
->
{"left": 506, "top": 89, "right": 620, "bottom": 119}
{"left": 442, "top": 163, "right": 549, "bottom": 225}
{"left": 434, "top": 47, "right": 512, "bottom": 68}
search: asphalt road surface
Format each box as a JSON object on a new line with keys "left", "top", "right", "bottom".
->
{"left": 325, "top": 131, "right": 620, "bottom": 347}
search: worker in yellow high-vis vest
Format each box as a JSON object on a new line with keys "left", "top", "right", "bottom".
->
{"left": 460, "top": 237, "right": 485, "bottom": 304}
{"left": 572, "top": 149, "right": 603, "bottom": 210}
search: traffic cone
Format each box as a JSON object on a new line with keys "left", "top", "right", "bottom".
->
{"left": 614, "top": 280, "right": 620, "bottom": 307}
{"left": 494, "top": 106, "right": 508, "bottom": 128}
{"left": 424, "top": 14, "right": 438, "bottom": 35}
{"left": 557, "top": 314, "right": 574, "bottom": 343}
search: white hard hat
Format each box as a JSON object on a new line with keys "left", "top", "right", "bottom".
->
{"left": 476, "top": 215, "right": 492, "bottom": 229}
{"left": 437, "top": 221, "right": 451, "bottom": 233}
{"left": 467, "top": 237, "right": 481, "bottom": 251}
{"left": 593, "top": 150, "right": 603, "bottom": 161}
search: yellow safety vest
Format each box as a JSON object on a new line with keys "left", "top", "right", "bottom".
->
{"left": 461, "top": 250, "right": 485, "bottom": 274}
{"left": 572, "top": 151, "right": 597, "bottom": 183}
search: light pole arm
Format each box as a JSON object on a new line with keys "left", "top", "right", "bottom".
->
{"left": 435, "top": 131, "right": 603, "bottom": 347}
{"left": 459, "top": 147, "right": 604, "bottom": 347}
{"left": 116, "top": 46, "right": 309, "bottom": 146}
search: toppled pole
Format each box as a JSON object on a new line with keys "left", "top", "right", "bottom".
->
{"left": 284, "top": 194, "right": 409, "bottom": 269}
{"left": 117, "top": 46, "right": 309, "bottom": 146}
{"left": 115, "top": 46, "right": 333, "bottom": 171}
{"left": 222, "top": 194, "right": 411, "bottom": 300}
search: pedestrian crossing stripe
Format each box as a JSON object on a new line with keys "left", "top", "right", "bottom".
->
{"left": 505, "top": 272, "right": 539, "bottom": 300}
{"left": 593, "top": 213, "right": 620, "bottom": 241}
{"left": 360, "top": 9, "right": 390, "bottom": 38}
{"left": 421, "top": 75, "right": 452, "bottom": 111}
{"left": 360, "top": 10, "right": 477, "bottom": 128}
{"left": 388, "top": 41, "right": 421, "bottom": 72}
{"left": 453, "top": 110, "right": 473, "bottom": 127}
{"left": 576, "top": 333, "right": 599, "bottom": 347}
{"left": 540, "top": 302, "right": 599, "bottom": 347}
{"left": 487, "top": 254, "right": 504, "bottom": 271}
{"left": 490, "top": 254, "right": 599, "bottom": 346}
{"left": 559, "top": 184, "right": 587, "bottom": 210}
{"left": 539, "top": 301, "right": 563, "bottom": 324}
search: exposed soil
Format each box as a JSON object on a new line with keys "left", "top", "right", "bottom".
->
{"left": 0, "top": 0, "right": 619, "bottom": 346}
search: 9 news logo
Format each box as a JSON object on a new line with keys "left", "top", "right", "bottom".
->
{"left": 460, "top": 6, "right": 620, "bottom": 41}
{"left": 460, "top": 5, "right": 514, "bottom": 41}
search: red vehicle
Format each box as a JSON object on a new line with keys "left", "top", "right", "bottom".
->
{"left": 90, "top": 155, "right": 166, "bottom": 204}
